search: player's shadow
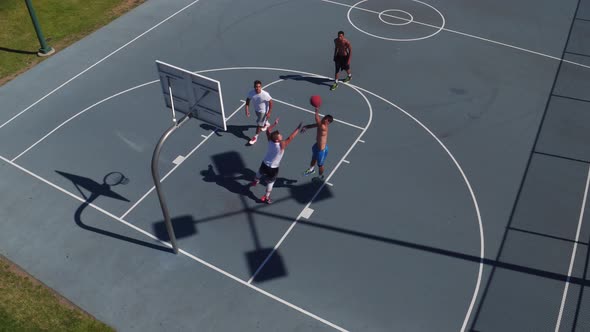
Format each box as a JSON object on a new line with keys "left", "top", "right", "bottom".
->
{"left": 289, "top": 179, "right": 333, "bottom": 203}
{"left": 56, "top": 170, "right": 173, "bottom": 253}
{"left": 279, "top": 74, "right": 332, "bottom": 87}
{"left": 200, "top": 123, "right": 256, "bottom": 143}
{"left": 200, "top": 151, "right": 259, "bottom": 202}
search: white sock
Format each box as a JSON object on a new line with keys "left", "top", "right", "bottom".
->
{"left": 266, "top": 181, "right": 275, "bottom": 193}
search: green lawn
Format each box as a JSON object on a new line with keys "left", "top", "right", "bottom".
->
{"left": 0, "top": 255, "right": 114, "bottom": 331}
{"left": 1, "top": 1, "right": 145, "bottom": 330}
{"left": 0, "top": 0, "right": 144, "bottom": 86}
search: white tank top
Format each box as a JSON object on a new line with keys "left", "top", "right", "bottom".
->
{"left": 263, "top": 141, "right": 283, "bottom": 168}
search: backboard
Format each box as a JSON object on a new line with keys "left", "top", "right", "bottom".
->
{"left": 156, "top": 60, "right": 227, "bottom": 131}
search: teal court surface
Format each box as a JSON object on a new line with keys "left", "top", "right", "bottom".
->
{"left": 2, "top": 0, "right": 590, "bottom": 331}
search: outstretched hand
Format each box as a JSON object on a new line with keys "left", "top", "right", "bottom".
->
{"left": 274, "top": 117, "right": 279, "bottom": 125}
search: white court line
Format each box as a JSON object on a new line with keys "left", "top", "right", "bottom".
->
{"left": 247, "top": 83, "right": 373, "bottom": 284}
{"left": 10, "top": 65, "right": 484, "bottom": 331}
{"left": 349, "top": 83, "right": 485, "bottom": 332}
{"left": 0, "top": 155, "right": 172, "bottom": 248}
{"left": 0, "top": 0, "right": 204, "bottom": 130}
{"left": 120, "top": 77, "right": 286, "bottom": 219}
{"left": 119, "top": 103, "right": 238, "bottom": 219}
{"left": 555, "top": 165, "right": 590, "bottom": 332}
{"left": 272, "top": 98, "right": 365, "bottom": 130}
{"left": 320, "top": 0, "right": 590, "bottom": 70}
{"left": 342, "top": 160, "right": 350, "bottom": 163}
{"left": 0, "top": 154, "right": 347, "bottom": 332}
{"left": 11, "top": 81, "right": 156, "bottom": 162}
{"left": 201, "top": 135, "right": 208, "bottom": 139}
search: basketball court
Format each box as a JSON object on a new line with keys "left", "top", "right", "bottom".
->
{"left": 1, "top": 0, "right": 590, "bottom": 330}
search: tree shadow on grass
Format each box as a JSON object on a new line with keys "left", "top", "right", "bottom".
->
{"left": 0, "top": 46, "right": 37, "bottom": 55}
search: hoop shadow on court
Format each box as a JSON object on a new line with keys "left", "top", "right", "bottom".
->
{"left": 279, "top": 74, "right": 332, "bottom": 87}
{"left": 196, "top": 151, "right": 335, "bottom": 282}
{"left": 201, "top": 151, "right": 300, "bottom": 282}
{"left": 56, "top": 170, "right": 173, "bottom": 253}
{"left": 152, "top": 215, "right": 198, "bottom": 242}
{"left": 200, "top": 123, "right": 256, "bottom": 144}
{"left": 200, "top": 151, "right": 259, "bottom": 202}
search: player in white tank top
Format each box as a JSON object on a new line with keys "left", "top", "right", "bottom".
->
{"left": 263, "top": 141, "right": 283, "bottom": 168}
{"left": 250, "top": 118, "right": 302, "bottom": 204}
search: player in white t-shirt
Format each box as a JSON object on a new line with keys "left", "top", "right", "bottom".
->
{"left": 245, "top": 80, "right": 273, "bottom": 145}
{"left": 250, "top": 118, "right": 302, "bottom": 204}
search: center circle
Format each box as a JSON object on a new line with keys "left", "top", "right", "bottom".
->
{"left": 379, "top": 9, "right": 413, "bottom": 26}
{"left": 347, "top": 0, "right": 446, "bottom": 42}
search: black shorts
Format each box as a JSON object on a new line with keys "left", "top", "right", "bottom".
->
{"left": 258, "top": 162, "right": 279, "bottom": 182}
{"left": 334, "top": 55, "right": 350, "bottom": 73}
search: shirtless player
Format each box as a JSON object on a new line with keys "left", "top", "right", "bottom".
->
{"left": 302, "top": 106, "right": 334, "bottom": 179}
{"left": 331, "top": 30, "right": 352, "bottom": 91}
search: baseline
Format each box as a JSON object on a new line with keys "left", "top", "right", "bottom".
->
{"left": 321, "top": 0, "right": 590, "bottom": 70}
{"left": 8, "top": 66, "right": 484, "bottom": 332}
{"left": 0, "top": 153, "right": 349, "bottom": 332}
{"left": 0, "top": 0, "right": 204, "bottom": 130}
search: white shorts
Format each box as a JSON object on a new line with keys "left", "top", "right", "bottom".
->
{"left": 255, "top": 111, "right": 267, "bottom": 127}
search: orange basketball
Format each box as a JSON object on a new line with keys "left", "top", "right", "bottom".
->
{"left": 310, "top": 95, "right": 322, "bottom": 108}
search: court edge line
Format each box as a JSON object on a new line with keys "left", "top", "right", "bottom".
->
{"left": 555, "top": 165, "right": 590, "bottom": 332}
{"left": 0, "top": 155, "right": 171, "bottom": 248}
{"left": 13, "top": 65, "right": 483, "bottom": 330}
{"left": 0, "top": 154, "right": 348, "bottom": 332}
{"left": 178, "top": 248, "right": 348, "bottom": 332}
{"left": 12, "top": 81, "right": 156, "bottom": 162}
{"left": 350, "top": 84, "right": 485, "bottom": 332}
{"left": 247, "top": 83, "right": 372, "bottom": 284}
{"left": 0, "top": 0, "right": 203, "bottom": 130}
{"left": 321, "top": 0, "right": 590, "bottom": 70}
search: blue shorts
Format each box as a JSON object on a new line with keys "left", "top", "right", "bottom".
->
{"left": 312, "top": 143, "right": 329, "bottom": 166}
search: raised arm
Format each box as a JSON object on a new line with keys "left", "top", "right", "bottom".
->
{"left": 301, "top": 107, "right": 321, "bottom": 133}
{"left": 265, "top": 118, "right": 280, "bottom": 140}
{"left": 314, "top": 107, "right": 321, "bottom": 125}
{"left": 281, "top": 123, "right": 302, "bottom": 149}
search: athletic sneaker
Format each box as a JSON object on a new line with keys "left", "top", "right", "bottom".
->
{"left": 260, "top": 195, "right": 272, "bottom": 204}
{"left": 343, "top": 76, "right": 351, "bottom": 83}
{"left": 303, "top": 167, "right": 316, "bottom": 176}
{"left": 250, "top": 179, "right": 259, "bottom": 187}
{"left": 330, "top": 82, "right": 338, "bottom": 91}
{"left": 261, "top": 120, "right": 270, "bottom": 132}
{"left": 248, "top": 135, "right": 258, "bottom": 145}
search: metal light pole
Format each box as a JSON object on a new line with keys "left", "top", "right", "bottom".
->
{"left": 24, "top": 0, "right": 55, "bottom": 56}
